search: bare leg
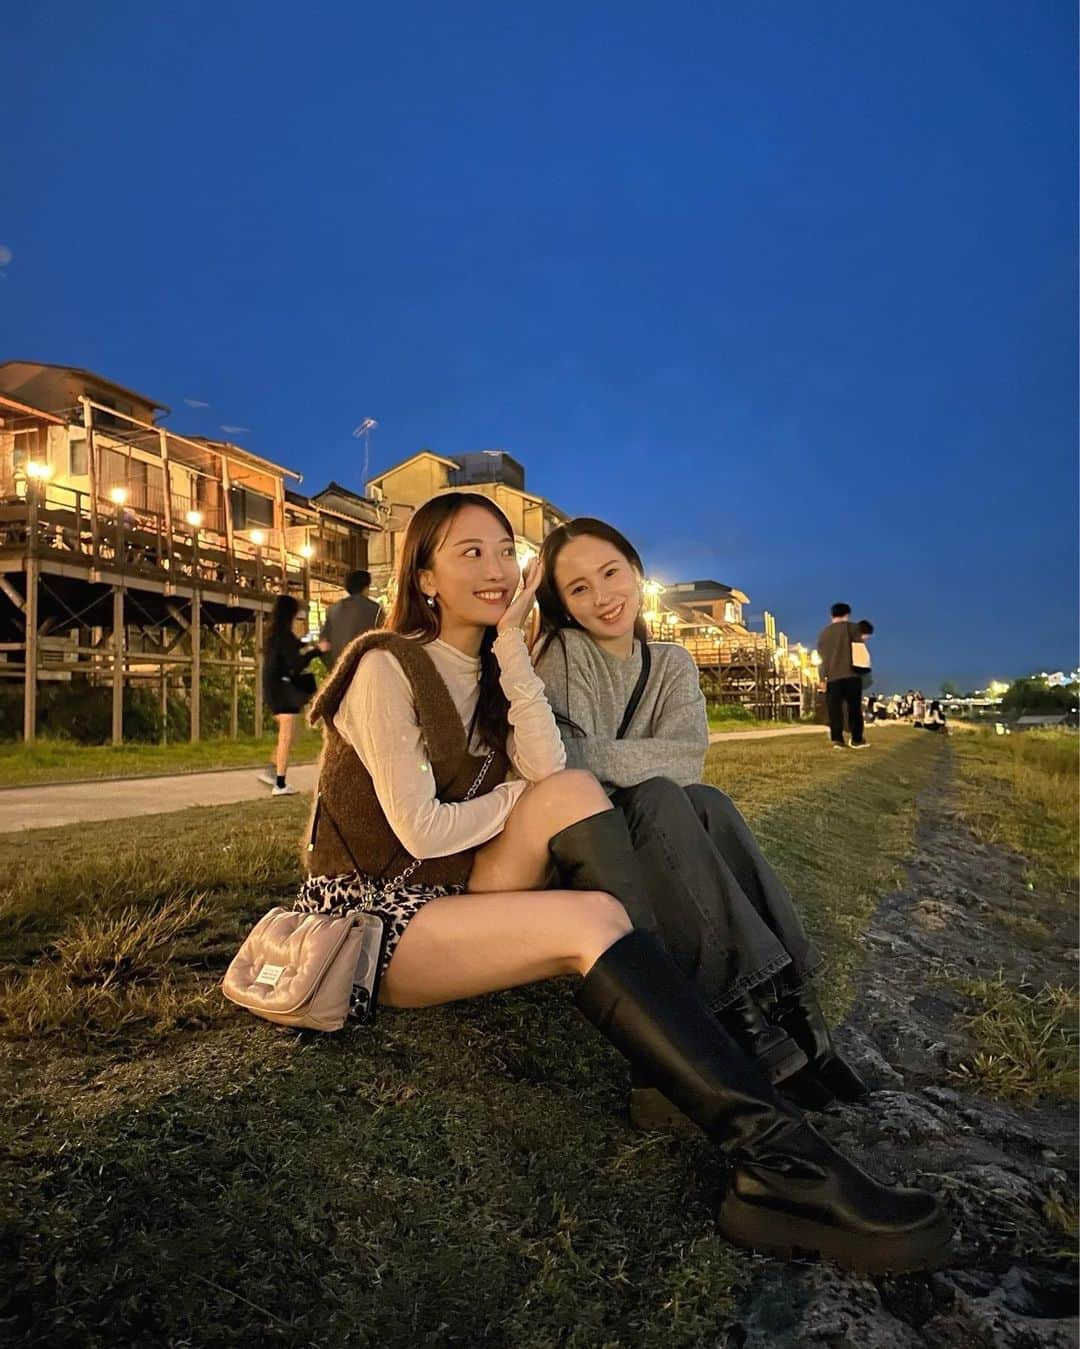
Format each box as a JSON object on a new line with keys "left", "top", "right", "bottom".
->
{"left": 274, "top": 713, "right": 295, "bottom": 777}
{"left": 468, "top": 768, "right": 612, "bottom": 893}
{"left": 379, "top": 886, "right": 631, "bottom": 1007}
{"left": 381, "top": 768, "right": 624, "bottom": 1007}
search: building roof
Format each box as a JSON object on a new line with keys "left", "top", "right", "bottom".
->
{"left": 190, "top": 435, "right": 302, "bottom": 482}
{"left": 1014, "top": 714, "right": 1071, "bottom": 726}
{"left": 312, "top": 481, "right": 383, "bottom": 528}
{"left": 0, "top": 360, "right": 170, "bottom": 414}
{"left": 0, "top": 392, "right": 68, "bottom": 425}
{"left": 285, "top": 489, "right": 318, "bottom": 516}
{"left": 367, "top": 450, "right": 461, "bottom": 487}
{"left": 666, "top": 580, "right": 750, "bottom": 605}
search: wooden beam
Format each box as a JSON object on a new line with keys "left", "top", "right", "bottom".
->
{"left": 254, "top": 610, "right": 264, "bottom": 737}
{"left": 111, "top": 586, "right": 124, "bottom": 745}
{"left": 157, "top": 427, "right": 174, "bottom": 564}
{"left": 23, "top": 554, "right": 38, "bottom": 742}
{"left": 80, "top": 397, "right": 101, "bottom": 556}
{"left": 0, "top": 577, "right": 25, "bottom": 615}
{"left": 190, "top": 588, "right": 201, "bottom": 742}
{"left": 221, "top": 456, "right": 235, "bottom": 565}
{"left": 275, "top": 475, "right": 288, "bottom": 575}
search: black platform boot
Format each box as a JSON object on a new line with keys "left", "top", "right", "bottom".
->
{"left": 577, "top": 930, "right": 952, "bottom": 1273}
{"left": 769, "top": 978, "right": 870, "bottom": 1103}
{"left": 716, "top": 992, "right": 807, "bottom": 1085}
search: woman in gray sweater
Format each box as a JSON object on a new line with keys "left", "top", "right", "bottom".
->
{"left": 534, "top": 518, "right": 867, "bottom": 1129}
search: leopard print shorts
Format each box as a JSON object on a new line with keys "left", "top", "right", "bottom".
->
{"left": 293, "top": 873, "right": 464, "bottom": 1022}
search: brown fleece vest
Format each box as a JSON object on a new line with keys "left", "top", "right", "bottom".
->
{"left": 304, "top": 631, "right": 509, "bottom": 887}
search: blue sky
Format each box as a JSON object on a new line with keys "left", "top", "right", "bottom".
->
{"left": 2, "top": 1, "right": 1076, "bottom": 691}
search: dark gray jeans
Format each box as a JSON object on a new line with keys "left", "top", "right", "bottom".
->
{"left": 610, "top": 777, "right": 823, "bottom": 1014}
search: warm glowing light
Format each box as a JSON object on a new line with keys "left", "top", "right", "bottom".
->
{"left": 517, "top": 545, "right": 537, "bottom": 566}
{"left": 810, "top": 651, "right": 821, "bottom": 666}
{"left": 642, "top": 579, "right": 663, "bottom": 599}
{"left": 109, "top": 486, "right": 128, "bottom": 505}
{"left": 299, "top": 543, "right": 315, "bottom": 560}
{"left": 249, "top": 530, "right": 267, "bottom": 547}
{"left": 185, "top": 510, "right": 204, "bottom": 528}
{"left": 25, "top": 461, "right": 53, "bottom": 481}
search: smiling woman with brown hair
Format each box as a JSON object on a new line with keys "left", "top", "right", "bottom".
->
{"left": 290, "top": 490, "right": 950, "bottom": 1274}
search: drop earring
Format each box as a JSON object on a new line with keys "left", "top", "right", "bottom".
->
{"left": 425, "top": 594, "right": 437, "bottom": 609}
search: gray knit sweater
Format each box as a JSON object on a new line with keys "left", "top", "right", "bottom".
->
{"left": 534, "top": 628, "right": 709, "bottom": 789}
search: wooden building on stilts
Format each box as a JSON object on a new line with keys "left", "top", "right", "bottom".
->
{"left": 0, "top": 362, "right": 373, "bottom": 745}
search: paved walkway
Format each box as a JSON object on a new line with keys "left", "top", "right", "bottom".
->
{"left": 0, "top": 762, "right": 320, "bottom": 834}
{"left": 0, "top": 723, "right": 903, "bottom": 835}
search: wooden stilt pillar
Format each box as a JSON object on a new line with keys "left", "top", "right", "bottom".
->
{"left": 160, "top": 664, "right": 168, "bottom": 744}
{"left": 254, "top": 610, "right": 264, "bottom": 738}
{"left": 229, "top": 630, "right": 239, "bottom": 739}
{"left": 23, "top": 555, "right": 39, "bottom": 743}
{"left": 190, "top": 591, "right": 201, "bottom": 742}
{"left": 111, "top": 586, "right": 124, "bottom": 745}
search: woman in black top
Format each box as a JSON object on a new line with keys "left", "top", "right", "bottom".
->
{"left": 261, "top": 594, "right": 318, "bottom": 796}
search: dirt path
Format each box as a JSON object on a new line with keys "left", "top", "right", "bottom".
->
{"left": 730, "top": 745, "right": 1078, "bottom": 1348}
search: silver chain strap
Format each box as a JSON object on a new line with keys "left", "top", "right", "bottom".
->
{"left": 378, "top": 750, "right": 496, "bottom": 894}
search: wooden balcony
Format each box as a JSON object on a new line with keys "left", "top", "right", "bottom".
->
{"left": 0, "top": 479, "right": 305, "bottom": 606}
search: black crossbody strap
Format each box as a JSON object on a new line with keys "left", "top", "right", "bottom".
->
{"left": 616, "top": 640, "right": 652, "bottom": 740}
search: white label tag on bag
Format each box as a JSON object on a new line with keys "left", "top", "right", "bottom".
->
{"left": 254, "top": 963, "right": 286, "bottom": 988}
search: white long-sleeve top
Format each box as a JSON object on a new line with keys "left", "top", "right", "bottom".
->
{"left": 332, "top": 628, "right": 566, "bottom": 860}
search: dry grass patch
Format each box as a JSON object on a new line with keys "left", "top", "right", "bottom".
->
{"left": 953, "top": 729, "right": 1079, "bottom": 891}
{"left": 1, "top": 894, "right": 230, "bottom": 1043}
{"left": 950, "top": 972, "right": 1079, "bottom": 1103}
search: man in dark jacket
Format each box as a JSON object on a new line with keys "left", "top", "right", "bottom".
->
{"left": 816, "top": 602, "right": 869, "bottom": 750}
{"left": 318, "top": 569, "right": 383, "bottom": 671}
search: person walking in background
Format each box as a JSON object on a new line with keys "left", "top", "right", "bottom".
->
{"left": 318, "top": 569, "right": 383, "bottom": 671}
{"left": 816, "top": 603, "right": 869, "bottom": 750}
{"left": 257, "top": 595, "right": 319, "bottom": 796}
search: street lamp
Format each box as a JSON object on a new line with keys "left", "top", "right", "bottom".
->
{"left": 23, "top": 461, "right": 52, "bottom": 544}
{"left": 109, "top": 486, "right": 128, "bottom": 505}
{"left": 249, "top": 529, "right": 266, "bottom": 591}
{"left": 299, "top": 543, "right": 315, "bottom": 560}
{"left": 185, "top": 510, "right": 204, "bottom": 528}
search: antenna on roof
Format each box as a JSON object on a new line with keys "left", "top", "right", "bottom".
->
{"left": 352, "top": 417, "right": 378, "bottom": 488}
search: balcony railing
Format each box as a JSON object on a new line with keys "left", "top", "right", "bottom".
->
{"left": 0, "top": 479, "right": 305, "bottom": 597}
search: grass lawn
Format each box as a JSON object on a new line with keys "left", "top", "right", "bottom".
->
{"left": 2, "top": 731, "right": 947, "bottom": 1346}
{"left": 946, "top": 728, "right": 1079, "bottom": 1108}
{"left": 951, "top": 728, "right": 1078, "bottom": 892}
{"left": 706, "top": 712, "right": 814, "bottom": 734}
{"left": 0, "top": 724, "right": 323, "bottom": 789}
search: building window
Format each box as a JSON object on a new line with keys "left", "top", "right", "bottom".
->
{"left": 69, "top": 435, "right": 88, "bottom": 477}
{"left": 229, "top": 486, "right": 275, "bottom": 530}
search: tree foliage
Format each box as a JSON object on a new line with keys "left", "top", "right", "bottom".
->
{"left": 1000, "top": 677, "right": 1078, "bottom": 719}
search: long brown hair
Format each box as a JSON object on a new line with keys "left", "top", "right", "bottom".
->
{"left": 535, "top": 516, "right": 650, "bottom": 662}
{"left": 387, "top": 491, "right": 514, "bottom": 755}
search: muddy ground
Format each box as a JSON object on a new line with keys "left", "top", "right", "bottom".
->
{"left": 729, "top": 755, "right": 1078, "bottom": 1348}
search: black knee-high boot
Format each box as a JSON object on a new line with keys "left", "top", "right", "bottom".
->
{"left": 576, "top": 930, "right": 952, "bottom": 1273}
{"left": 549, "top": 810, "right": 807, "bottom": 1085}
